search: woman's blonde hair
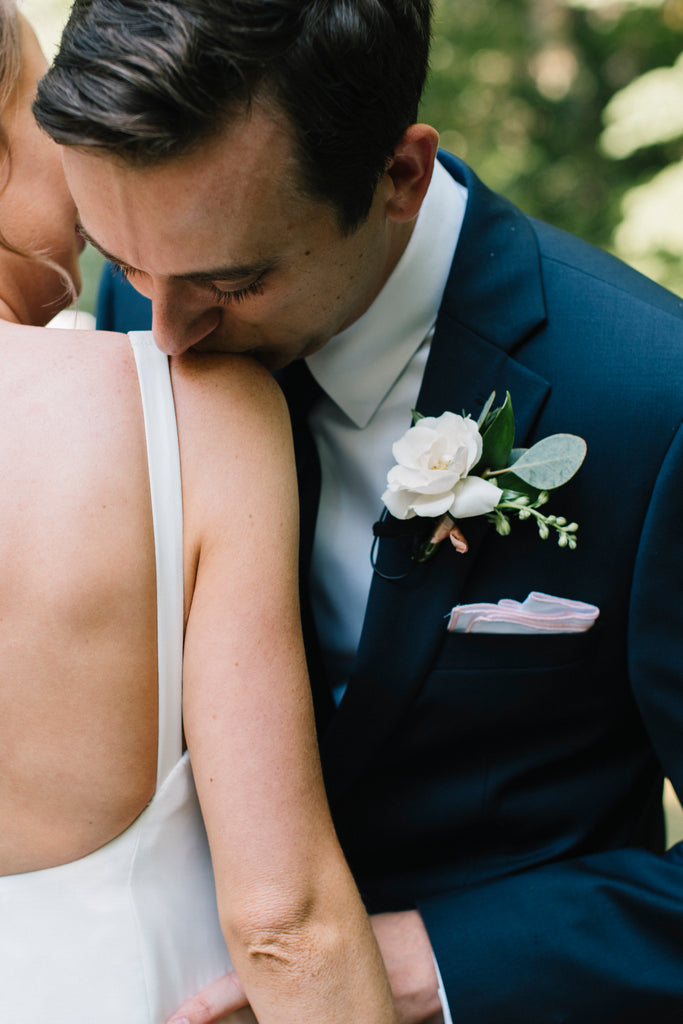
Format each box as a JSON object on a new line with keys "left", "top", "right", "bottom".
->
{"left": 0, "top": 0, "right": 21, "bottom": 113}
{"left": 0, "top": 2, "right": 76, "bottom": 313}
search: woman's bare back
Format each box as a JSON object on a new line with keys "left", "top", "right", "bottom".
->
{"left": 0, "top": 319, "right": 400, "bottom": 1024}
{"left": 0, "top": 324, "right": 158, "bottom": 874}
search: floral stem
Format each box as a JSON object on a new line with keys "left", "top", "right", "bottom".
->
{"left": 490, "top": 490, "right": 579, "bottom": 548}
{"left": 418, "top": 512, "right": 469, "bottom": 561}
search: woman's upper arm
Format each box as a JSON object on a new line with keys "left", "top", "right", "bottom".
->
{"left": 175, "top": 353, "right": 334, "bottom": 919}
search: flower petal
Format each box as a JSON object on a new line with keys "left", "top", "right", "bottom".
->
{"left": 410, "top": 492, "right": 458, "bottom": 518}
{"left": 386, "top": 464, "right": 461, "bottom": 495}
{"left": 382, "top": 484, "right": 455, "bottom": 520}
{"left": 448, "top": 476, "right": 503, "bottom": 518}
{"left": 392, "top": 423, "right": 439, "bottom": 467}
{"left": 381, "top": 486, "right": 418, "bottom": 519}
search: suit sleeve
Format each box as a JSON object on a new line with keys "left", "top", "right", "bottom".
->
{"left": 418, "top": 420, "right": 683, "bottom": 1023}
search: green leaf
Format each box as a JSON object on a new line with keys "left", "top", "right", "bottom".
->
{"left": 411, "top": 409, "right": 424, "bottom": 425}
{"left": 501, "top": 475, "right": 542, "bottom": 500}
{"left": 502, "top": 434, "right": 586, "bottom": 489}
{"left": 476, "top": 391, "right": 515, "bottom": 474}
{"left": 503, "top": 449, "right": 540, "bottom": 498}
{"left": 508, "top": 447, "right": 528, "bottom": 464}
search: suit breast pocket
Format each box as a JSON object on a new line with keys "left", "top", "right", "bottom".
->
{"left": 435, "top": 627, "right": 600, "bottom": 673}
{"left": 421, "top": 624, "right": 617, "bottom": 737}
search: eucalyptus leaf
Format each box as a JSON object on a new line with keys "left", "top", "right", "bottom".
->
{"left": 477, "top": 391, "right": 515, "bottom": 474}
{"left": 501, "top": 449, "right": 540, "bottom": 497}
{"left": 501, "top": 434, "right": 586, "bottom": 489}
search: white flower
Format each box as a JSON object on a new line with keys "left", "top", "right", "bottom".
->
{"left": 381, "top": 411, "right": 503, "bottom": 520}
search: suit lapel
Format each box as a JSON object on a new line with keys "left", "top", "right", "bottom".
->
{"left": 321, "top": 156, "right": 551, "bottom": 800}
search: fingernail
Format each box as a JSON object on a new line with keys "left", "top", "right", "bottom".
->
{"left": 450, "top": 535, "right": 468, "bottom": 554}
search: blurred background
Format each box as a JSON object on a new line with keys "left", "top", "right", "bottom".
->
{"left": 20, "top": 0, "right": 683, "bottom": 838}
{"left": 421, "top": 0, "right": 683, "bottom": 297}
{"left": 21, "top": 0, "right": 683, "bottom": 312}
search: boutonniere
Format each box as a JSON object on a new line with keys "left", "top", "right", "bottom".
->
{"left": 378, "top": 391, "right": 586, "bottom": 564}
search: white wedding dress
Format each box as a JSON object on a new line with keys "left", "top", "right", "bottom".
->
{"left": 0, "top": 333, "right": 248, "bottom": 1023}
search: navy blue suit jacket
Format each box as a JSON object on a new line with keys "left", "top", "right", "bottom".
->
{"left": 95, "top": 262, "right": 152, "bottom": 333}
{"left": 98, "top": 153, "right": 683, "bottom": 1022}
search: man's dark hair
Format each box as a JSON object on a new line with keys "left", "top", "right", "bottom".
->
{"left": 33, "top": 0, "right": 432, "bottom": 231}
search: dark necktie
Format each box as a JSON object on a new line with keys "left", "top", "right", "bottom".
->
{"left": 279, "top": 360, "right": 335, "bottom": 734}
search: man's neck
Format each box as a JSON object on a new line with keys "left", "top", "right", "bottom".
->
{"left": 382, "top": 218, "right": 417, "bottom": 292}
{"left": 337, "top": 217, "right": 416, "bottom": 337}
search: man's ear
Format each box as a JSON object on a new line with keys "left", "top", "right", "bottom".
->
{"left": 384, "top": 124, "right": 439, "bottom": 223}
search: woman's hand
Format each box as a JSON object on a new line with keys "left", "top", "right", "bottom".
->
{"left": 166, "top": 970, "right": 251, "bottom": 1024}
{"left": 167, "top": 909, "right": 444, "bottom": 1024}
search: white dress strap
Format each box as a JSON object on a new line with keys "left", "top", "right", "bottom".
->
{"left": 128, "top": 331, "right": 184, "bottom": 788}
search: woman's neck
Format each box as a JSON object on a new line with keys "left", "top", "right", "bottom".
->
{"left": 0, "top": 294, "right": 23, "bottom": 324}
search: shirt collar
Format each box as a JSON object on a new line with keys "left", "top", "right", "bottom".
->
{"left": 306, "top": 159, "right": 467, "bottom": 427}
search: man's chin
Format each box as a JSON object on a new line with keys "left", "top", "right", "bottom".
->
{"left": 191, "top": 335, "right": 326, "bottom": 371}
{"left": 188, "top": 344, "right": 292, "bottom": 372}
{"left": 251, "top": 341, "right": 326, "bottom": 372}
{"left": 250, "top": 349, "right": 295, "bottom": 372}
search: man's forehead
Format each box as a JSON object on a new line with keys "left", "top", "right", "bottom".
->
{"left": 64, "top": 116, "right": 306, "bottom": 278}
{"left": 64, "top": 100, "right": 301, "bottom": 200}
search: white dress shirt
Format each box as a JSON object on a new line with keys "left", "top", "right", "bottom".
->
{"left": 307, "top": 159, "right": 467, "bottom": 700}
{"left": 306, "top": 160, "right": 466, "bottom": 1024}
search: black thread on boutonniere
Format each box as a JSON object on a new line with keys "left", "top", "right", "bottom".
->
{"left": 370, "top": 509, "right": 436, "bottom": 581}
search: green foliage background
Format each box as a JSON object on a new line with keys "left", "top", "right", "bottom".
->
{"left": 21, "top": 0, "right": 683, "bottom": 304}
{"left": 421, "top": 0, "right": 683, "bottom": 294}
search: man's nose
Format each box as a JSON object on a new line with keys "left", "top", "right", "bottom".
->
{"left": 149, "top": 280, "right": 222, "bottom": 356}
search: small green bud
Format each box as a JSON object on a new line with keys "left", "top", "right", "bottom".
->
{"left": 496, "top": 514, "right": 511, "bottom": 536}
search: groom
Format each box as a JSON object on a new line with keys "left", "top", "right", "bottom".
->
{"left": 35, "top": 1, "right": 683, "bottom": 1021}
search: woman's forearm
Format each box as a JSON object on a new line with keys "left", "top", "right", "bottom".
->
{"left": 219, "top": 848, "right": 398, "bottom": 1024}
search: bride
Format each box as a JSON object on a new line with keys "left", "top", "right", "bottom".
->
{"left": 0, "top": 6, "right": 397, "bottom": 1024}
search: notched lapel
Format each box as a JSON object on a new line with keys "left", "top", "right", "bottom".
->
{"left": 436, "top": 151, "right": 547, "bottom": 352}
{"left": 322, "top": 158, "right": 552, "bottom": 801}
{"left": 321, "top": 333, "right": 550, "bottom": 800}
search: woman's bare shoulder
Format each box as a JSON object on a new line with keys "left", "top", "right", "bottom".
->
{"left": 170, "top": 352, "right": 296, "bottom": 552}
{"left": 0, "top": 320, "right": 127, "bottom": 347}
{"left": 0, "top": 322, "right": 134, "bottom": 384}
{"left": 170, "top": 352, "right": 290, "bottom": 476}
{"left": 170, "top": 351, "right": 286, "bottom": 421}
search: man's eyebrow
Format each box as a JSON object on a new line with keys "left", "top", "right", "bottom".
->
{"left": 76, "top": 222, "right": 277, "bottom": 283}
